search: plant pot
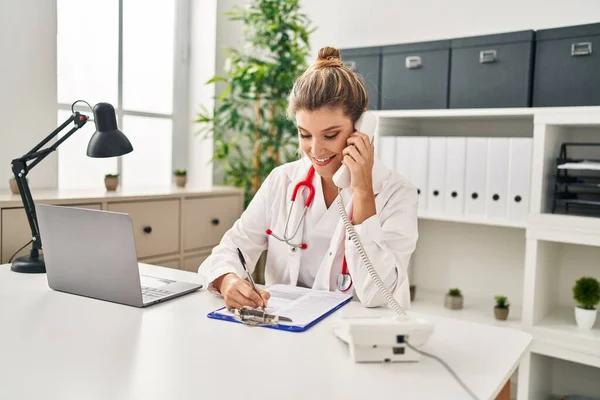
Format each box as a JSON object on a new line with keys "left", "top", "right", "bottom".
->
{"left": 444, "top": 294, "right": 463, "bottom": 310}
{"left": 104, "top": 177, "right": 119, "bottom": 191}
{"left": 409, "top": 285, "right": 416, "bottom": 302}
{"left": 574, "top": 306, "right": 597, "bottom": 329}
{"left": 174, "top": 175, "right": 186, "bottom": 188}
{"left": 494, "top": 306, "right": 509, "bottom": 320}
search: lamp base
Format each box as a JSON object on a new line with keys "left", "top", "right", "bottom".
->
{"left": 11, "top": 254, "right": 46, "bottom": 273}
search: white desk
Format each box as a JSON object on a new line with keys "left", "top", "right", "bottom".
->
{"left": 0, "top": 263, "right": 532, "bottom": 400}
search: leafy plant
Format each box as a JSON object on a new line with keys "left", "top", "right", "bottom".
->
{"left": 105, "top": 173, "right": 119, "bottom": 178}
{"left": 194, "top": 0, "right": 315, "bottom": 208}
{"left": 448, "top": 288, "right": 462, "bottom": 297}
{"left": 572, "top": 277, "right": 600, "bottom": 310}
{"left": 174, "top": 169, "right": 187, "bottom": 176}
{"left": 495, "top": 295, "right": 509, "bottom": 309}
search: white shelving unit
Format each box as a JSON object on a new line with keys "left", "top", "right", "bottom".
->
{"left": 371, "top": 106, "right": 600, "bottom": 400}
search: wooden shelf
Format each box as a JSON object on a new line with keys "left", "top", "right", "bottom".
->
{"left": 528, "top": 213, "right": 600, "bottom": 247}
{"left": 530, "top": 307, "right": 600, "bottom": 368}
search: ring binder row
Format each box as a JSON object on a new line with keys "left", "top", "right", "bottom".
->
{"left": 377, "top": 136, "right": 533, "bottom": 223}
{"left": 552, "top": 142, "right": 600, "bottom": 217}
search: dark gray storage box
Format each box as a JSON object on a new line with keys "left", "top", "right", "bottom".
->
{"left": 380, "top": 40, "right": 450, "bottom": 110}
{"left": 449, "top": 30, "right": 535, "bottom": 108}
{"left": 533, "top": 23, "right": 600, "bottom": 107}
{"left": 340, "top": 47, "right": 382, "bottom": 110}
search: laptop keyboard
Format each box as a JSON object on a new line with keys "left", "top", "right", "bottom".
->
{"left": 142, "top": 286, "right": 173, "bottom": 301}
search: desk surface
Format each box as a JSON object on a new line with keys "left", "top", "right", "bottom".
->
{"left": 0, "top": 264, "right": 532, "bottom": 400}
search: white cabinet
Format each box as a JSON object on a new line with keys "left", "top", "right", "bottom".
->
{"left": 373, "top": 106, "right": 600, "bottom": 400}
{"left": 0, "top": 187, "right": 243, "bottom": 269}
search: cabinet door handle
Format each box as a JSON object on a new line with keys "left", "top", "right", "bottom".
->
{"left": 405, "top": 56, "right": 422, "bottom": 69}
{"left": 211, "top": 218, "right": 220, "bottom": 226}
{"left": 471, "top": 192, "right": 478, "bottom": 200}
{"left": 479, "top": 49, "right": 497, "bottom": 63}
{"left": 143, "top": 226, "right": 152, "bottom": 234}
{"left": 571, "top": 42, "right": 592, "bottom": 56}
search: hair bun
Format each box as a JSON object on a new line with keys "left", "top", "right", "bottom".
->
{"left": 314, "top": 46, "right": 343, "bottom": 69}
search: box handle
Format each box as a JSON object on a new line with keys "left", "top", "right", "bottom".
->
{"left": 405, "top": 56, "right": 422, "bottom": 69}
{"left": 479, "top": 49, "right": 497, "bottom": 64}
{"left": 344, "top": 61, "right": 357, "bottom": 71}
{"left": 571, "top": 42, "right": 592, "bottom": 56}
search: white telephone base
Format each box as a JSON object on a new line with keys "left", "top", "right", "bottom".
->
{"left": 333, "top": 314, "right": 434, "bottom": 363}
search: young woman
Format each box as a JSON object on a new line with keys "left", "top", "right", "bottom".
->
{"left": 199, "top": 46, "right": 418, "bottom": 311}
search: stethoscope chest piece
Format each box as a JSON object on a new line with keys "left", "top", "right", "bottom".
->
{"left": 337, "top": 273, "right": 352, "bottom": 292}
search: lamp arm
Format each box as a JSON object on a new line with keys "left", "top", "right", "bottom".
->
{"left": 10, "top": 112, "right": 89, "bottom": 255}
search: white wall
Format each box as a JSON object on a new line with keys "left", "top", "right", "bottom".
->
{"left": 0, "top": 0, "right": 58, "bottom": 190}
{"left": 215, "top": 0, "right": 600, "bottom": 74}
{"left": 300, "top": 0, "right": 600, "bottom": 54}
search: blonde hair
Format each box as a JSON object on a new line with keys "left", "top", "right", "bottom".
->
{"left": 287, "top": 46, "right": 368, "bottom": 124}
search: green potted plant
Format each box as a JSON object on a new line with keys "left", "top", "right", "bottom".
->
{"left": 445, "top": 288, "right": 463, "bottom": 310}
{"left": 572, "top": 276, "right": 600, "bottom": 329}
{"left": 104, "top": 173, "right": 119, "bottom": 191}
{"left": 174, "top": 169, "right": 187, "bottom": 188}
{"left": 194, "top": 0, "right": 315, "bottom": 209}
{"left": 494, "top": 295, "right": 510, "bottom": 320}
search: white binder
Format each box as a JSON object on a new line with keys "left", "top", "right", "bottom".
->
{"left": 395, "top": 136, "right": 411, "bottom": 179}
{"left": 407, "top": 137, "right": 429, "bottom": 213}
{"left": 378, "top": 136, "right": 396, "bottom": 172}
{"left": 444, "top": 137, "right": 466, "bottom": 216}
{"left": 427, "top": 137, "right": 446, "bottom": 214}
{"left": 486, "top": 138, "right": 510, "bottom": 220}
{"left": 507, "top": 138, "right": 532, "bottom": 223}
{"left": 464, "top": 138, "right": 488, "bottom": 218}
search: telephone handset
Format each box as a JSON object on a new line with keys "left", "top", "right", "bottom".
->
{"left": 332, "top": 111, "right": 378, "bottom": 189}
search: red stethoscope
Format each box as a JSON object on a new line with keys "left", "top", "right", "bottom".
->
{"left": 265, "top": 166, "right": 353, "bottom": 292}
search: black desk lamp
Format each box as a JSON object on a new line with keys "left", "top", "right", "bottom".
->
{"left": 10, "top": 100, "right": 133, "bottom": 273}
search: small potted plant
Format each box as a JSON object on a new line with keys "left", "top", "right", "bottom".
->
{"left": 173, "top": 169, "right": 187, "bottom": 188}
{"left": 494, "top": 295, "right": 510, "bottom": 320}
{"left": 104, "top": 173, "right": 119, "bottom": 191}
{"left": 572, "top": 276, "right": 600, "bottom": 329}
{"left": 445, "top": 288, "right": 463, "bottom": 310}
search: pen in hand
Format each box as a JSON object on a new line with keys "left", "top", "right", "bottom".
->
{"left": 236, "top": 247, "right": 265, "bottom": 309}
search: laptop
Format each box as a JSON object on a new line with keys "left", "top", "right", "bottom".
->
{"left": 36, "top": 204, "right": 202, "bottom": 307}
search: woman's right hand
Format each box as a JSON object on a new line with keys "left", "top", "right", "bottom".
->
{"left": 214, "top": 273, "right": 270, "bottom": 310}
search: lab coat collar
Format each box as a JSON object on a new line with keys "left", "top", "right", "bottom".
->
{"left": 298, "top": 155, "right": 390, "bottom": 196}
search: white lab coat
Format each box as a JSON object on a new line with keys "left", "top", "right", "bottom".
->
{"left": 198, "top": 155, "right": 418, "bottom": 309}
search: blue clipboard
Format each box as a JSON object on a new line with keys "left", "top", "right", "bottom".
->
{"left": 207, "top": 295, "right": 353, "bottom": 333}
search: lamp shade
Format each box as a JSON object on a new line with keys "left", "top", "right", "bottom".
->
{"left": 86, "top": 102, "right": 133, "bottom": 158}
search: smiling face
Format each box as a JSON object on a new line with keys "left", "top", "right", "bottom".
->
{"left": 296, "top": 107, "right": 354, "bottom": 178}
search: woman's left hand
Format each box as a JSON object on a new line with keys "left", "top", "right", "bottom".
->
{"left": 342, "top": 131, "right": 375, "bottom": 196}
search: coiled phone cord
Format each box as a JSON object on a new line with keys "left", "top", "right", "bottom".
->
{"left": 336, "top": 193, "right": 480, "bottom": 400}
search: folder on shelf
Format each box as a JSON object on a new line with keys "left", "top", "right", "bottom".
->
{"left": 486, "top": 138, "right": 510, "bottom": 219}
{"left": 444, "top": 137, "right": 467, "bottom": 216}
{"left": 408, "top": 137, "right": 429, "bottom": 213}
{"left": 465, "top": 138, "right": 488, "bottom": 218}
{"left": 207, "top": 284, "right": 353, "bottom": 333}
{"left": 427, "top": 137, "right": 447, "bottom": 214}
{"left": 395, "top": 136, "right": 411, "bottom": 180}
{"left": 507, "top": 138, "right": 532, "bottom": 222}
{"left": 378, "top": 136, "right": 397, "bottom": 172}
